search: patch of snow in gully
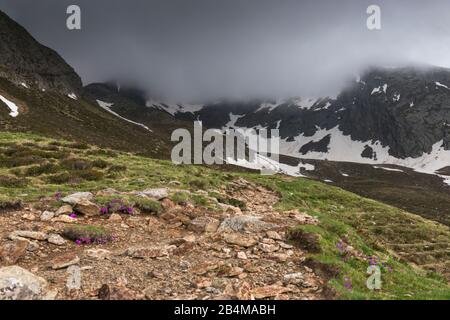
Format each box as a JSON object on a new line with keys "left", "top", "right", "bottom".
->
{"left": 96, "top": 100, "right": 152, "bottom": 132}
{"left": 0, "top": 94, "right": 19, "bottom": 117}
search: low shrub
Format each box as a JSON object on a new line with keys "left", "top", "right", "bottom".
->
{"left": 131, "top": 197, "right": 162, "bottom": 214}
{"left": 62, "top": 225, "right": 114, "bottom": 244}
{"left": 0, "top": 175, "right": 28, "bottom": 188}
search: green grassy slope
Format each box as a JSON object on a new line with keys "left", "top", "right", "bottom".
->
{"left": 0, "top": 78, "right": 189, "bottom": 158}
{"left": 0, "top": 131, "right": 449, "bottom": 299}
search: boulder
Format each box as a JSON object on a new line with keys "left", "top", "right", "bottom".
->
{"left": 74, "top": 200, "right": 100, "bottom": 216}
{"left": 250, "top": 285, "right": 291, "bottom": 299}
{"left": 222, "top": 233, "right": 257, "bottom": 248}
{"left": 218, "top": 203, "right": 242, "bottom": 215}
{"left": 66, "top": 266, "right": 81, "bottom": 291}
{"left": 132, "top": 188, "right": 169, "bottom": 200}
{"left": 108, "top": 213, "right": 122, "bottom": 222}
{"left": 47, "top": 234, "right": 66, "bottom": 246}
{"left": 0, "top": 266, "right": 48, "bottom": 300}
{"left": 40, "top": 211, "right": 55, "bottom": 221}
{"left": 61, "top": 192, "right": 94, "bottom": 205}
{"left": 9, "top": 230, "right": 48, "bottom": 241}
{"left": 258, "top": 242, "right": 280, "bottom": 253}
{"left": 51, "top": 215, "right": 77, "bottom": 224}
{"left": 218, "top": 215, "right": 277, "bottom": 233}
{"left": 0, "top": 241, "right": 28, "bottom": 265}
{"left": 188, "top": 216, "right": 220, "bottom": 233}
{"left": 266, "top": 230, "right": 283, "bottom": 240}
{"left": 85, "top": 248, "right": 112, "bottom": 260}
{"left": 98, "top": 284, "right": 141, "bottom": 300}
{"left": 123, "top": 246, "right": 169, "bottom": 259}
{"left": 55, "top": 205, "right": 73, "bottom": 216}
{"left": 51, "top": 253, "right": 80, "bottom": 270}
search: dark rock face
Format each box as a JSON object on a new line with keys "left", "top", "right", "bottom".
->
{"left": 167, "top": 66, "right": 450, "bottom": 161}
{"left": 361, "top": 146, "right": 376, "bottom": 160}
{"left": 0, "top": 10, "right": 82, "bottom": 94}
{"left": 299, "top": 135, "right": 331, "bottom": 154}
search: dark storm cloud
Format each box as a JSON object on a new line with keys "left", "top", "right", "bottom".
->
{"left": 1, "top": 0, "right": 450, "bottom": 101}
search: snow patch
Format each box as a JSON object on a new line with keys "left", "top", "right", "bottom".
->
{"left": 435, "top": 81, "right": 449, "bottom": 89}
{"left": 21, "top": 82, "right": 29, "bottom": 89}
{"left": 226, "top": 153, "right": 315, "bottom": 177}
{"left": 393, "top": 93, "right": 401, "bottom": 102}
{"left": 96, "top": 100, "right": 152, "bottom": 132}
{"left": 225, "top": 113, "right": 245, "bottom": 128}
{"left": 371, "top": 84, "right": 388, "bottom": 95}
{"left": 0, "top": 95, "right": 19, "bottom": 117}
{"left": 256, "top": 100, "right": 282, "bottom": 113}
{"left": 439, "top": 175, "right": 450, "bottom": 187}
{"left": 68, "top": 93, "right": 77, "bottom": 100}
{"left": 291, "top": 97, "right": 317, "bottom": 110}
{"left": 147, "top": 100, "right": 204, "bottom": 116}
{"left": 373, "top": 166, "right": 404, "bottom": 173}
{"left": 278, "top": 126, "right": 450, "bottom": 175}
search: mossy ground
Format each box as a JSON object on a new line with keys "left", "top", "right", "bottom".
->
{"left": 1, "top": 131, "right": 449, "bottom": 299}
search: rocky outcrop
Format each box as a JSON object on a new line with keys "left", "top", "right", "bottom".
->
{"left": 163, "top": 66, "right": 450, "bottom": 170}
{"left": 0, "top": 266, "right": 50, "bottom": 300}
{"left": 0, "top": 10, "right": 82, "bottom": 94}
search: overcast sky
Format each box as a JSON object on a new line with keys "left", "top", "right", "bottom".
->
{"left": 1, "top": 0, "right": 450, "bottom": 101}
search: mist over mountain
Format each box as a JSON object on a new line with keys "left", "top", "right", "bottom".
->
{"left": 2, "top": 0, "right": 450, "bottom": 101}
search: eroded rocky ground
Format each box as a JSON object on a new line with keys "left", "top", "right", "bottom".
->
{"left": 0, "top": 178, "right": 332, "bottom": 300}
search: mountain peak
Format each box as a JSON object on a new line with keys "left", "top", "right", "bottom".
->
{"left": 0, "top": 10, "right": 82, "bottom": 94}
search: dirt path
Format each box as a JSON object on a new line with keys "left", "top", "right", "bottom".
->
{"left": 0, "top": 179, "right": 331, "bottom": 300}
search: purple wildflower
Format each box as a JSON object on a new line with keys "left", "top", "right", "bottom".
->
{"left": 69, "top": 213, "right": 77, "bottom": 219}
{"left": 75, "top": 239, "right": 82, "bottom": 245}
{"left": 343, "top": 276, "right": 352, "bottom": 290}
{"left": 369, "top": 256, "right": 378, "bottom": 266}
{"left": 336, "top": 240, "right": 345, "bottom": 253}
{"left": 55, "top": 191, "right": 62, "bottom": 201}
{"left": 100, "top": 207, "right": 109, "bottom": 215}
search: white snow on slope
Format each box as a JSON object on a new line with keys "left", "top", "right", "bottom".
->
{"left": 68, "top": 93, "right": 77, "bottom": 100}
{"left": 290, "top": 97, "right": 317, "bottom": 110}
{"left": 0, "top": 94, "right": 19, "bottom": 117}
{"left": 435, "top": 81, "right": 449, "bottom": 89}
{"left": 96, "top": 100, "right": 152, "bottom": 132}
{"left": 21, "top": 82, "right": 29, "bottom": 89}
{"left": 256, "top": 101, "right": 282, "bottom": 113}
{"left": 371, "top": 84, "right": 388, "bottom": 95}
{"left": 226, "top": 153, "right": 314, "bottom": 177}
{"left": 147, "top": 100, "right": 204, "bottom": 116}
{"left": 440, "top": 175, "right": 450, "bottom": 187}
{"left": 278, "top": 126, "right": 450, "bottom": 175}
{"left": 225, "top": 113, "right": 245, "bottom": 128}
{"left": 373, "top": 166, "right": 404, "bottom": 173}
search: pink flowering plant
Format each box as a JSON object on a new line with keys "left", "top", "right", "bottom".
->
{"left": 62, "top": 225, "right": 115, "bottom": 245}
{"left": 97, "top": 197, "right": 134, "bottom": 215}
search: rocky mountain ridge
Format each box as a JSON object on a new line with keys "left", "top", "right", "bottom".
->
{"left": 0, "top": 10, "right": 82, "bottom": 95}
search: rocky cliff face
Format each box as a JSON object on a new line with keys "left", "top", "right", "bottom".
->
{"left": 155, "top": 66, "right": 450, "bottom": 173}
{"left": 0, "top": 10, "right": 82, "bottom": 94}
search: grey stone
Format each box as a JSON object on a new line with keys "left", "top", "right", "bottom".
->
{"left": 0, "top": 266, "right": 48, "bottom": 300}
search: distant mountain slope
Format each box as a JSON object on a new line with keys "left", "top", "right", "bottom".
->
{"left": 158, "top": 66, "right": 450, "bottom": 175}
{"left": 84, "top": 83, "right": 191, "bottom": 141}
{"left": 0, "top": 77, "right": 172, "bottom": 157}
{"left": 0, "top": 10, "right": 192, "bottom": 158}
{"left": 0, "top": 10, "right": 82, "bottom": 94}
